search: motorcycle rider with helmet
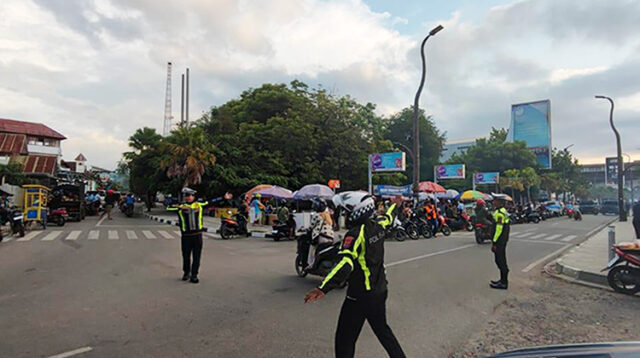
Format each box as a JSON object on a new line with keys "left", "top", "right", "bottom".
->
{"left": 474, "top": 199, "right": 492, "bottom": 227}
{"left": 304, "top": 192, "right": 406, "bottom": 358}
{"left": 306, "top": 198, "right": 336, "bottom": 269}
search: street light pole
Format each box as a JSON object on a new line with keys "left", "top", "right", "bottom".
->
{"left": 595, "top": 95, "right": 626, "bottom": 221}
{"left": 413, "top": 25, "right": 443, "bottom": 198}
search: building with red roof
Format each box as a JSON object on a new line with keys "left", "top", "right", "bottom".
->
{"left": 0, "top": 118, "right": 66, "bottom": 179}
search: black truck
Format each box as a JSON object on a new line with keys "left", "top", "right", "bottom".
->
{"left": 49, "top": 184, "right": 86, "bottom": 221}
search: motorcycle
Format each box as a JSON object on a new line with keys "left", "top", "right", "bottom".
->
{"left": 474, "top": 221, "right": 493, "bottom": 244}
{"left": 85, "top": 200, "right": 101, "bottom": 216}
{"left": 445, "top": 212, "right": 473, "bottom": 232}
{"left": 602, "top": 243, "right": 640, "bottom": 295}
{"left": 573, "top": 210, "right": 582, "bottom": 221}
{"left": 271, "top": 214, "right": 295, "bottom": 241}
{"left": 436, "top": 214, "right": 452, "bottom": 236}
{"left": 123, "top": 202, "right": 134, "bottom": 217}
{"left": 48, "top": 207, "right": 68, "bottom": 226}
{"left": 401, "top": 216, "right": 419, "bottom": 240}
{"left": 386, "top": 217, "right": 407, "bottom": 241}
{"left": 295, "top": 231, "right": 345, "bottom": 288}
{"left": 219, "top": 211, "right": 249, "bottom": 240}
{"left": 0, "top": 207, "right": 25, "bottom": 241}
{"left": 411, "top": 212, "right": 433, "bottom": 239}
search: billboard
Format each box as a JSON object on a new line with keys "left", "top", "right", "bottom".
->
{"left": 509, "top": 100, "right": 552, "bottom": 169}
{"left": 373, "top": 185, "right": 412, "bottom": 197}
{"left": 435, "top": 164, "right": 465, "bottom": 179}
{"left": 474, "top": 172, "right": 500, "bottom": 185}
{"left": 370, "top": 152, "right": 406, "bottom": 172}
{"left": 606, "top": 157, "right": 620, "bottom": 185}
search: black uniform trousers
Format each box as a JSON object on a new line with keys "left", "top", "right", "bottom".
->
{"left": 335, "top": 291, "right": 406, "bottom": 358}
{"left": 181, "top": 233, "right": 203, "bottom": 276}
{"left": 493, "top": 242, "right": 509, "bottom": 284}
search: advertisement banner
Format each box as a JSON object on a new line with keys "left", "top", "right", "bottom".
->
{"left": 509, "top": 100, "right": 552, "bottom": 169}
{"left": 435, "top": 164, "right": 465, "bottom": 179}
{"left": 373, "top": 185, "right": 412, "bottom": 197}
{"left": 606, "top": 157, "right": 620, "bottom": 185}
{"left": 474, "top": 172, "right": 500, "bottom": 184}
{"left": 370, "top": 152, "right": 406, "bottom": 172}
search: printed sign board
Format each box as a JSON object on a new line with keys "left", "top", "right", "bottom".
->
{"left": 370, "top": 152, "right": 406, "bottom": 172}
{"left": 474, "top": 172, "right": 500, "bottom": 184}
{"left": 435, "top": 164, "right": 465, "bottom": 179}
{"left": 509, "top": 100, "right": 552, "bottom": 169}
{"left": 373, "top": 185, "right": 412, "bottom": 197}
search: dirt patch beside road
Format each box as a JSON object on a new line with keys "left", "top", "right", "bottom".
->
{"left": 451, "top": 274, "right": 640, "bottom": 357}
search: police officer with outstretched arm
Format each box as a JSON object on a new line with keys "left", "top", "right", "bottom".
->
{"left": 167, "top": 188, "right": 211, "bottom": 284}
{"left": 490, "top": 194, "right": 511, "bottom": 289}
{"left": 304, "top": 192, "right": 406, "bottom": 358}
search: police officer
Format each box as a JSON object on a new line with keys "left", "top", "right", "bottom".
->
{"left": 490, "top": 194, "right": 511, "bottom": 289}
{"left": 304, "top": 192, "right": 406, "bottom": 358}
{"left": 167, "top": 187, "right": 209, "bottom": 284}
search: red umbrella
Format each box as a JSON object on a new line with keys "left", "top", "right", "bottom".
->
{"left": 417, "top": 181, "right": 446, "bottom": 193}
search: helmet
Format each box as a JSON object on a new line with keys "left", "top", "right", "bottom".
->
{"left": 311, "top": 198, "right": 327, "bottom": 213}
{"left": 476, "top": 199, "right": 485, "bottom": 207}
{"left": 255, "top": 193, "right": 262, "bottom": 199}
{"left": 332, "top": 191, "right": 375, "bottom": 228}
{"left": 181, "top": 187, "right": 196, "bottom": 196}
{"left": 107, "top": 189, "right": 114, "bottom": 195}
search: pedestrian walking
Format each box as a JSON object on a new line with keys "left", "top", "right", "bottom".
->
{"left": 100, "top": 189, "right": 117, "bottom": 220}
{"left": 490, "top": 194, "right": 511, "bottom": 289}
{"left": 250, "top": 194, "right": 265, "bottom": 224}
{"left": 632, "top": 200, "right": 640, "bottom": 239}
{"left": 305, "top": 193, "right": 406, "bottom": 358}
{"left": 166, "top": 187, "right": 210, "bottom": 284}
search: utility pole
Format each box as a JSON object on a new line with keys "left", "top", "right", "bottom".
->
{"left": 595, "top": 95, "right": 626, "bottom": 221}
{"left": 185, "top": 68, "right": 190, "bottom": 125}
{"left": 162, "top": 62, "right": 173, "bottom": 136}
{"left": 412, "top": 24, "right": 443, "bottom": 198}
{"left": 180, "top": 73, "right": 185, "bottom": 125}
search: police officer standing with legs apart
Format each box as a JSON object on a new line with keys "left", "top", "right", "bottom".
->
{"left": 304, "top": 192, "right": 406, "bottom": 358}
{"left": 490, "top": 194, "right": 511, "bottom": 289}
{"left": 167, "top": 188, "right": 209, "bottom": 284}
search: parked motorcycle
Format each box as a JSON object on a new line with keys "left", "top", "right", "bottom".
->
{"left": 295, "top": 231, "right": 345, "bottom": 288}
{"left": 436, "top": 214, "right": 452, "bottom": 236}
{"left": 445, "top": 212, "right": 473, "bottom": 232}
{"left": 602, "top": 243, "right": 640, "bottom": 295}
{"left": 401, "top": 216, "right": 419, "bottom": 240}
{"left": 48, "top": 207, "right": 68, "bottom": 226}
{"left": 85, "top": 200, "right": 101, "bottom": 216}
{"left": 0, "top": 207, "right": 25, "bottom": 241}
{"left": 386, "top": 217, "right": 407, "bottom": 241}
{"left": 271, "top": 214, "right": 296, "bottom": 241}
{"left": 411, "top": 213, "right": 433, "bottom": 239}
{"left": 122, "top": 203, "right": 134, "bottom": 217}
{"left": 474, "top": 221, "right": 493, "bottom": 244}
{"left": 219, "top": 211, "right": 249, "bottom": 240}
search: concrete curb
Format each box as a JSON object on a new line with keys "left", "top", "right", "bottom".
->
{"left": 548, "top": 216, "right": 618, "bottom": 287}
{"left": 143, "top": 213, "right": 270, "bottom": 239}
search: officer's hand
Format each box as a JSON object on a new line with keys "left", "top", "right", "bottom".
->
{"left": 392, "top": 195, "right": 403, "bottom": 206}
{"left": 304, "top": 288, "right": 325, "bottom": 304}
{"left": 491, "top": 244, "right": 497, "bottom": 252}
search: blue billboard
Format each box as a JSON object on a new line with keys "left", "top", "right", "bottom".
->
{"left": 509, "top": 100, "right": 552, "bottom": 169}
{"left": 373, "top": 185, "right": 412, "bottom": 197}
{"left": 474, "top": 172, "right": 499, "bottom": 184}
{"left": 370, "top": 152, "right": 406, "bottom": 172}
{"left": 435, "top": 164, "right": 465, "bottom": 179}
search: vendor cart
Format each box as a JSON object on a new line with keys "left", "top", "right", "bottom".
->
{"left": 22, "top": 184, "right": 49, "bottom": 229}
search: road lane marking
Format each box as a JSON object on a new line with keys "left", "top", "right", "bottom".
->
{"left": 586, "top": 227, "right": 601, "bottom": 237}
{"left": 158, "top": 230, "right": 175, "bottom": 239}
{"left": 1, "top": 236, "right": 13, "bottom": 243}
{"left": 522, "top": 244, "right": 571, "bottom": 272}
{"left": 142, "top": 230, "right": 157, "bottom": 239}
{"left": 544, "top": 234, "right": 562, "bottom": 241}
{"left": 561, "top": 234, "right": 577, "bottom": 242}
{"left": 42, "top": 231, "right": 63, "bottom": 241}
{"left": 512, "top": 238, "right": 566, "bottom": 245}
{"left": 96, "top": 216, "right": 106, "bottom": 227}
{"left": 88, "top": 230, "right": 99, "bottom": 240}
{"left": 16, "top": 231, "right": 41, "bottom": 242}
{"left": 108, "top": 230, "right": 119, "bottom": 240}
{"left": 517, "top": 232, "right": 534, "bottom": 238}
{"left": 530, "top": 233, "right": 547, "bottom": 239}
{"left": 65, "top": 231, "right": 82, "bottom": 241}
{"left": 126, "top": 230, "right": 138, "bottom": 240}
{"left": 386, "top": 244, "right": 476, "bottom": 268}
{"left": 47, "top": 346, "right": 93, "bottom": 358}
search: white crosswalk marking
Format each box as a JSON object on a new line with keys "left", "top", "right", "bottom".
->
{"left": 142, "top": 230, "right": 157, "bottom": 239}
{"left": 530, "top": 233, "right": 547, "bottom": 239}
{"left": 517, "top": 232, "right": 534, "bottom": 238}
{"left": 42, "top": 231, "right": 63, "bottom": 241}
{"left": 2, "top": 236, "right": 14, "bottom": 243}
{"left": 158, "top": 230, "right": 175, "bottom": 239}
{"left": 544, "top": 234, "right": 562, "bottom": 241}
{"left": 16, "top": 231, "right": 40, "bottom": 242}
{"left": 561, "top": 234, "right": 577, "bottom": 242}
{"left": 108, "top": 230, "right": 119, "bottom": 240}
{"left": 65, "top": 231, "right": 82, "bottom": 241}
{"left": 88, "top": 230, "right": 99, "bottom": 240}
{"left": 126, "top": 230, "right": 138, "bottom": 240}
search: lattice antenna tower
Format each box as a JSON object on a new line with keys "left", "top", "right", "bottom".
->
{"left": 162, "top": 61, "right": 173, "bottom": 136}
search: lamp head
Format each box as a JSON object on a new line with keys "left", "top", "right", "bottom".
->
{"left": 429, "top": 25, "right": 444, "bottom": 36}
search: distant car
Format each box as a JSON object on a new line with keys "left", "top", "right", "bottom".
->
{"left": 600, "top": 199, "right": 620, "bottom": 215}
{"left": 580, "top": 200, "right": 600, "bottom": 215}
{"left": 542, "top": 201, "right": 563, "bottom": 217}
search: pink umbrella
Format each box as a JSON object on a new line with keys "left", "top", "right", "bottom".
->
{"left": 256, "top": 185, "right": 293, "bottom": 199}
{"left": 417, "top": 181, "right": 446, "bottom": 193}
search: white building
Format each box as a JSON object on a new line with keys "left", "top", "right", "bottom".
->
{"left": 439, "top": 137, "right": 482, "bottom": 162}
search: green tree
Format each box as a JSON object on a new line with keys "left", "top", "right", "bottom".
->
{"left": 501, "top": 169, "right": 524, "bottom": 200}
{"left": 162, "top": 125, "right": 216, "bottom": 188}
{"left": 520, "top": 167, "right": 540, "bottom": 202}
{"left": 0, "top": 161, "right": 26, "bottom": 185}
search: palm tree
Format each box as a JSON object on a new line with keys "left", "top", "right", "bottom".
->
{"left": 502, "top": 169, "right": 524, "bottom": 202}
{"left": 162, "top": 125, "right": 216, "bottom": 188}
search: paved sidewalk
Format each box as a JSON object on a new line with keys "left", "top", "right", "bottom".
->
{"left": 552, "top": 217, "right": 637, "bottom": 286}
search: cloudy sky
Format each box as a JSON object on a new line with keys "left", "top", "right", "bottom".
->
{"left": 1, "top": 0, "right": 639, "bottom": 169}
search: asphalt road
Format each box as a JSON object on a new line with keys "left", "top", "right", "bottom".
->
{"left": 0, "top": 212, "right": 614, "bottom": 358}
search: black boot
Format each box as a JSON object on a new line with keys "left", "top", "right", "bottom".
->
{"left": 190, "top": 275, "right": 199, "bottom": 284}
{"left": 490, "top": 281, "right": 508, "bottom": 289}
{"left": 181, "top": 273, "right": 190, "bottom": 281}
{"left": 491, "top": 279, "right": 501, "bottom": 285}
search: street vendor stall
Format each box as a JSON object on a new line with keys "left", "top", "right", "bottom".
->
{"left": 23, "top": 184, "right": 49, "bottom": 229}
{"left": 50, "top": 184, "right": 86, "bottom": 221}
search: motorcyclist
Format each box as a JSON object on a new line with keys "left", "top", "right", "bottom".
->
{"left": 474, "top": 199, "right": 492, "bottom": 226}
{"left": 306, "top": 198, "right": 336, "bottom": 269}
{"left": 304, "top": 192, "right": 406, "bottom": 358}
